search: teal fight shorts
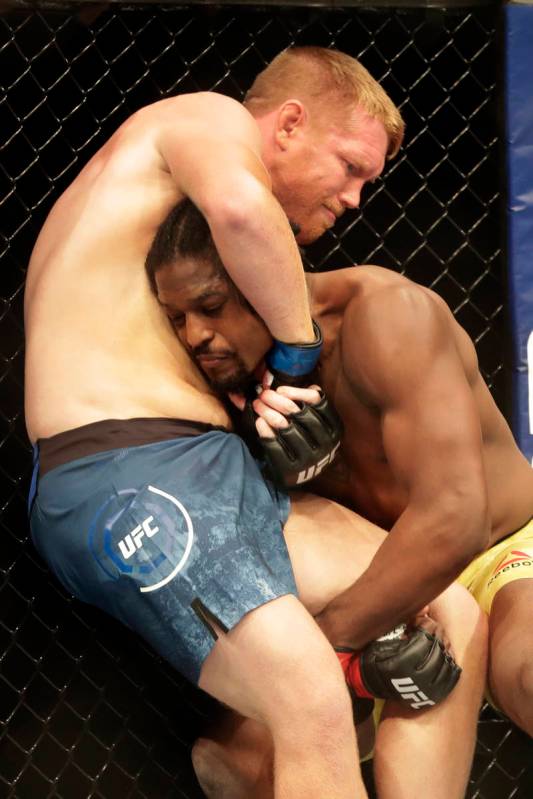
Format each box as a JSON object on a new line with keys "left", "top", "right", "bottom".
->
{"left": 29, "top": 418, "right": 295, "bottom": 684}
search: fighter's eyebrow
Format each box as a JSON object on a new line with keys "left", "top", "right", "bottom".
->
{"left": 355, "top": 158, "right": 371, "bottom": 173}
{"left": 343, "top": 145, "right": 384, "bottom": 180}
{"left": 359, "top": 159, "right": 383, "bottom": 181}
{"left": 193, "top": 290, "right": 226, "bottom": 303}
{"left": 157, "top": 289, "right": 226, "bottom": 309}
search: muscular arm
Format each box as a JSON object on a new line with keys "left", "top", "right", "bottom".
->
{"left": 157, "top": 94, "right": 314, "bottom": 343}
{"left": 317, "top": 285, "right": 490, "bottom": 649}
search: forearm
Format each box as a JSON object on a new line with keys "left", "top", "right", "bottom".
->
{"left": 317, "top": 554, "right": 455, "bottom": 650}
{"left": 316, "top": 511, "right": 488, "bottom": 650}
{"left": 206, "top": 188, "right": 314, "bottom": 343}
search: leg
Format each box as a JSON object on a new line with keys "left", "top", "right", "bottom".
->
{"left": 194, "top": 493, "right": 486, "bottom": 797}
{"left": 193, "top": 493, "right": 382, "bottom": 798}
{"left": 372, "top": 582, "right": 487, "bottom": 799}
{"left": 198, "top": 593, "right": 368, "bottom": 799}
{"left": 192, "top": 713, "right": 274, "bottom": 799}
{"left": 192, "top": 704, "right": 376, "bottom": 799}
{"left": 286, "top": 494, "right": 487, "bottom": 797}
{"left": 193, "top": 587, "right": 486, "bottom": 799}
{"left": 488, "top": 578, "right": 533, "bottom": 735}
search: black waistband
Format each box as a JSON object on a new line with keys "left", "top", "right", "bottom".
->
{"left": 36, "top": 417, "right": 227, "bottom": 476}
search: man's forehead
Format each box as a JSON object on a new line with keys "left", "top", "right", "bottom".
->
{"left": 344, "top": 106, "right": 387, "bottom": 138}
{"left": 157, "top": 259, "right": 226, "bottom": 300}
{"left": 343, "top": 104, "right": 383, "bottom": 129}
{"left": 339, "top": 112, "right": 388, "bottom": 173}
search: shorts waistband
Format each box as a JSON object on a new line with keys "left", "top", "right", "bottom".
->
{"left": 36, "top": 417, "right": 227, "bottom": 476}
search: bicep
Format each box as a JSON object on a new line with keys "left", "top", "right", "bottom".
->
{"left": 342, "top": 286, "right": 486, "bottom": 502}
{"left": 156, "top": 98, "right": 270, "bottom": 211}
{"left": 381, "top": 360, "right": 485, "bottom": 502}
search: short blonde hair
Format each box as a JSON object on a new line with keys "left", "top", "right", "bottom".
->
{"left": 244, "top": 46, "right": 404, "bottom": 159}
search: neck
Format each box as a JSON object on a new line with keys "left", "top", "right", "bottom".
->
{"left": 307, "top": 272, "right": 351, "bottom": 361}
{"left": 250, "top": 111, "right": 278, "bottom": 172}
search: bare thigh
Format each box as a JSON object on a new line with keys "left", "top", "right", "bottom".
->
{"left": 284, "top": 492, "right": 387, "bottom": 616}
{"left": 197, "top": 493, "right": 385, "bottom": 723}
{"left": 198, "top": 593, "right": 348, "bottom": 723}
{"left": 489, "top": 579, "right": 533, "bottom": 658}
{"left": 488, "top": 578, "right": 533, "bottom": 704}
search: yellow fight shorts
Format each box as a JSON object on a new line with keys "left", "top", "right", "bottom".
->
{"left": 458, "top": 517, "right": 533, "bottom": 615}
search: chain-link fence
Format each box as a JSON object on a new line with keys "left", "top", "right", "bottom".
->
{"left": 1, "top": 2, "right": 531, "bottom": 797}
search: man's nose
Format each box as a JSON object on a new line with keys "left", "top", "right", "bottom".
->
{"left": 339, "top": 180, "right": 362, "bottom": 209}
{"left": 185, "top": 315, "right": 213, "bottom": 349}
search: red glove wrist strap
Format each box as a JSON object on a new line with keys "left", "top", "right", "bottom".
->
{"left": 336, "top": 650, "right": 374, "bottom": 700}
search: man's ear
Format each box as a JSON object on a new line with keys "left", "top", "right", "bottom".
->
{"left": 275, "top": 100, "right": 307, "bottom": 150}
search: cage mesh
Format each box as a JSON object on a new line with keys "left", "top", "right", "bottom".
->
{"left": 1, "top": 3, "right": 531, "bottom": 798}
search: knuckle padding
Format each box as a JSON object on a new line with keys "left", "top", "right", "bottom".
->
{"left": 259, "top": 395, "right": 343, "bottom": 488}
{"left": 298, "top": 395, "right": 339, "bottom": 435}
{"left": 262, "top": 425, "right": 312, "bottom": 464}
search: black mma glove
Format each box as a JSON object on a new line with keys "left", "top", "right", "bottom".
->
{"left": 265, "top": 320, "right": 323, "bottom": 388}
{"left": 259, "top": 392, "right": 342, "bottom": 487}
{"left": 336, "top": 620, "right": 462, "bottom": 711}
{"left": 237, "top": 319, "right": 342, "bottom": 488}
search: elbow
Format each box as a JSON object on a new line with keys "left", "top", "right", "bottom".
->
{"left": 461, "top": 488, "right": 491, "bottom": 563}
{"left": 202, "top": 178, "right": 269, "bottom": 234}
{"left": 450, "top": 520, "right": 489, "bottom": 574}
{"left": 432, "top": 495, "right": 490, "bottom": 577}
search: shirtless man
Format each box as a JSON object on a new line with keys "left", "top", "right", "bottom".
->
{"left": 146, "top": 199, "right": 490, "bottom": 799}
{"left": 232, "top": 259, "right": 533, "bottom": 736}
{"left": 24, "top": 47, "right": 452, "bottom": 799}
{"left": 147, "top": 198, "right": 533, "bottom": 794}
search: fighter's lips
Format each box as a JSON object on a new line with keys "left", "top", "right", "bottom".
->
{"left": 323, "top": 205, "right": 343, "bottom": 227}
{"left": 196, "top": 353, "right": 231, "bottom": 366}
{"left": 323, "top": 207, "right": 336, "bottom": 224}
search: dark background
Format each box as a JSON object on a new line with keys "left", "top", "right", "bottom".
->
{"left": 1, "top": 2, "right": 532, "bottom": 797}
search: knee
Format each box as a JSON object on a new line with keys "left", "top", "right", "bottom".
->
{"left": 437, "top": 581, "right": 479, "bottom": 623}
{"left": 463, "top": 591, "right": 489, "bottom": 659}
{"left": 300, "top": 675, "right": 353, "bottom": 732}
{"left": 515, "top": 661, "right": 533, "bottom": 735}
{"left": 434, "top": 583, "right": 488, "bottom": 661}
{"left": 518, "top": 660, "right": 533, "bottom": 698}
{"left": 265, "top": 645, "right": 353, "bottom": 738}
{"left": 490, "top": 649, "right": 533, "bottom": 736}
{"left": 191, "top": 736, "right": 208, "bottom": 770}
{"left": 191, "top": 737, "right": 219, "bottom": 794}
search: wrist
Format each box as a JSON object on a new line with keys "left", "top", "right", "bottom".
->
{"left": 316, "top": 604, "right": 365, "bottom": 651}
{"left": 267, "top": 320, "right": 323, "bottom": 379}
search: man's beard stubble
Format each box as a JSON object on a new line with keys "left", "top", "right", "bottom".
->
{"left": 192, "top": 348, "right": 257, "bottom": 395}
{"left": 208, "top": 368, "right": 258, "bottom": 395}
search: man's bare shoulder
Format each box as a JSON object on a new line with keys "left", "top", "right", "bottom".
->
{"left": 138, "top": 92, "right": 249, "bottom": 121}
{"left": 309, "top": 265, "right": 430, "bottom": 316}
{"left": 104, "top": 92, "right": 256, "bottom": 155}
{"left": 141, "top": 92, "right": 260, "bottom": 146}
{"left": 313, "top": 265, "right": 459, "bottom": 395}
{"left": 32, "top": 92, "right": 258, "bottom": 260}
{"left": 341, "top": 266, "right": 450, "bottom": 348}
{"left": 77, "top": 92, "right": 255, "bottom": 173}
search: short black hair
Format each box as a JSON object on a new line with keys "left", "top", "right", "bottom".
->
{"left": 145, "top": 198, "right": 224, "bottom": 294}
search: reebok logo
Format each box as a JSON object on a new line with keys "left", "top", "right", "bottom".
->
{"left": 118, "top": 516, "right": 159, "bottom": 559}
{"left": 487, "top": 549, "right": 532, "bottom": 588}
{"left": 296, "top": 442, "right": 341, "bottom": 484}
{"left": 391, "top": 676, "right": 435, "bottom": 709}
{"left": 491, "top": 549, "right": 531, "bottom": 575}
